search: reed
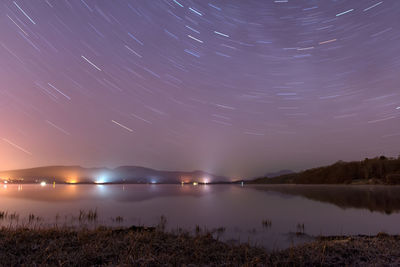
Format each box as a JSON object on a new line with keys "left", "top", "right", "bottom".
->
{"left": 262, "top": 219, "right": 272, "bottom": 228}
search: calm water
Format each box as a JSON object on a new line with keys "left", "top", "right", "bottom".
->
{"left": 1, "top": 184, "right": 400, "bottom": 250}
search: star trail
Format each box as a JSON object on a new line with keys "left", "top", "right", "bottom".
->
{"left": 0, "top": 0, "right": 399, "bottom": 177}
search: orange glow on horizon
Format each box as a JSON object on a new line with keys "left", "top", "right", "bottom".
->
{"left": 66, "top": 175, "right": 79, "bottom": 184}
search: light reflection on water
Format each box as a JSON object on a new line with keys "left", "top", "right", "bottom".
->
{"left": 1, "top": 184, "right": 400, "bottom": 249}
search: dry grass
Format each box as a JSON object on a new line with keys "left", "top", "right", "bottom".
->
{"left": 1, "top": 211, "right": 400, "bottom": 266}
{"left": 0, "top": 226, "right": 269, "bottom": 266}
{"left": 1, "top": 227, "right": 400, "bottom": 266}
{"left": 268, "top": 235, "right": 400, "bottom": 266}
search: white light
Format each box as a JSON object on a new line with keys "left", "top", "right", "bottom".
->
{"left": 95, "top": 174, "right": 108, "bottom": 184}
{"left": 40, "top": 181, "right": 46, "bottom": 187}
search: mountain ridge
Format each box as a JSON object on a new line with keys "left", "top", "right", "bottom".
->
{"left": 0, "top": 165, "right": 230, "bottom": 184}
{"left": 251, "top": 156, "right": 400, "bottom": 185}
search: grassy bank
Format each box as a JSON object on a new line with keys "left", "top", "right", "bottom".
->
{"left": 0, "top": 226, "right": 399, "bottom": 266}
{"left": 0, "top": 226, "right": 268, "bottom": 266}
{"left": 271, "top": 234, "right": 400, "bottom": 266}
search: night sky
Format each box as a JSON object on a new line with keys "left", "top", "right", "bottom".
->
{"left": 0, "top": 0, "right": 399, "bottom": 177}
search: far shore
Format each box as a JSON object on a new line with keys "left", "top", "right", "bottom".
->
{"left": 3, "top": 181, "right": 400, "bottom": 185}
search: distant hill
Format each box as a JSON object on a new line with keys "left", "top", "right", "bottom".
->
{"left": 252, "top": 156, "right": 400, "bottom": 185}
{"left": 0, "top": 166, "right": 229, "bottom": 184}
{"left": 264, "top": 169, "right": 294, "bottom": 178}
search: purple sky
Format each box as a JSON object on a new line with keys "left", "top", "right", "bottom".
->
{"left": 0, "top": 0, "right": 399, "bottom": 177}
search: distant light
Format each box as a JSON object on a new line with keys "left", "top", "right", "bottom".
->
{"left": 3, "top": 184, "right": 7, "bottom": 189}
{"left": 40, "top": 181, "right": 46, "bottom": 187}
{"left": 95, "top": 174, "right": 108, "bottom": 184}
{"left": 193, "top": 182, "right": 198, "bottom": 186}
{"left": 4, "top": 181, "right": 8, "bottom": 184}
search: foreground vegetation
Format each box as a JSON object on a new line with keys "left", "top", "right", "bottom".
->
{"left": 0, "top": 226, "right": 267, "bottom": 266}
{"left": 252, "top": 156, "right": 400, "bottom": 184}
{"left": 272, "top": 234, "right": 400, "bottom": 266}
{"left": 0, "top": 226, "right": 399, "bottom": 266}
{"left": 0, "top": 210, "right": 399, "bottom": 265}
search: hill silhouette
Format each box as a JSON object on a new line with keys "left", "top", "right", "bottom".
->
{"left": 252, "top": 156, "right": 400, "bottom": 185}
{"left": 0, "top": 166, "right": 229, "bottom": 184}
{"left": 264, "top": 169, "right": 294, "bottom": 178}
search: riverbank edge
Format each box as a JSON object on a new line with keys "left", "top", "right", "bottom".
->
{"left": 0, "top": 226, "right": 399, "bottom": 266}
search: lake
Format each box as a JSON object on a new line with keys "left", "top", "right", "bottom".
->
{"left": 1, "top": 184, "right": 400, "bottom": 250}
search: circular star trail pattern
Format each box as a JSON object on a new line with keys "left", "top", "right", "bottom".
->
{"left": 0, "top": 0, "right": 399, "bottom": 177}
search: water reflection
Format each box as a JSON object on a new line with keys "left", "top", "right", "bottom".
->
{"left": 3, "top": 184, "right": 400, "bottom": 214}
{"left": 0, "top": 184, "right": 224, "bottom": 203}
{"left": 1, "top": 184, "right": 400, "bottom": 249}
{"left": 250, "top": 185, "right": 400, "bottom": 214}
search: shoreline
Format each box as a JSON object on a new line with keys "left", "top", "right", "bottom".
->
{"left": 3, "top": 182, "right": 400, "bottom": 185}
{"left": 0, "top": 226, "right": 399, "bottom": 265}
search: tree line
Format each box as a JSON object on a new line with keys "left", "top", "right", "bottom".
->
{"left": 253, "top": 156, "right": 400, "bottom": 184}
